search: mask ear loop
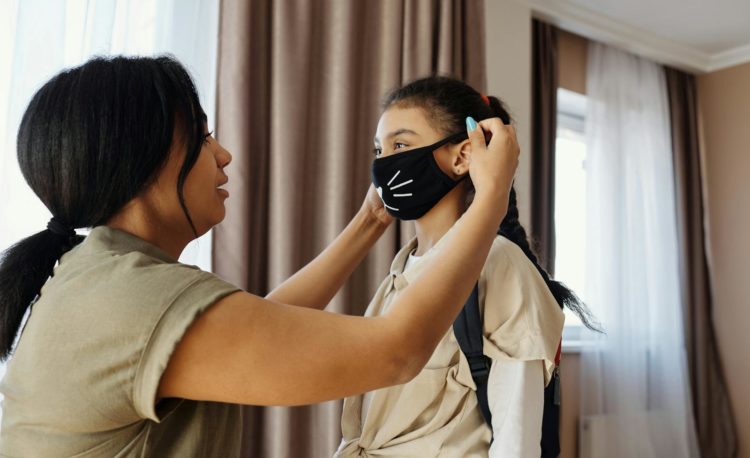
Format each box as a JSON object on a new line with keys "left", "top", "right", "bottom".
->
{"left": 372, "top": 132, "right": 470, "bottom": 164}
{"left": 418, "top": 131, "right": 469, "bottom": 151}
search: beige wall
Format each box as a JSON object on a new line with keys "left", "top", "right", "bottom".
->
{"left": 484, "top": 0, "right": 532, "bottom": 229}
{"left": 559, "top": 353, "right": 581, "bottom": 458}
{"left": 698, "top": 62, "right": 750, "bottom": 458}
{"left": 558, "top": 30, "right": 587, "bottom": 94}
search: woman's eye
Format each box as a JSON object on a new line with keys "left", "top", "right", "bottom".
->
{"left": 203, "top": 130, "right": 214, "bottom": 144}
{"left": 373, "top": 147, "right": 382, "bottom": 157}
{"left": 394, "top": 142, "right": 407, "bottom": 150}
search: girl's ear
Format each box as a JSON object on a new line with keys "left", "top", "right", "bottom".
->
{"left": 452, "top": 139, "right": 471, "bottom": 177}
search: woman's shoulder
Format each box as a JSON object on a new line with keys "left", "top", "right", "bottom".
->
{"left": 58, "top": 226, "right": 221, "bottom": 283}
{"left": 43, "top": 230, "right": 238, "bottom": 325}
{"left": 56, "top": 238, "right": 211, "bottom": 291}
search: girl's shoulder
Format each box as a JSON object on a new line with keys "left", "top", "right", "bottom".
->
{"left": 482, "top": 234, "right": 533, "bottom": 278}
{"left": 479, "top": 235, "right": 564, "bottom": 377}
{"left": 480, "top": 234, "right": 562, "bottom": 319}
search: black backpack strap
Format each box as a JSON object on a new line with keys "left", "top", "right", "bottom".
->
{"left": 541, "top": 347, "right": 562, "bottom": 457}
{"left": 452, "top": 284, "right": 493, "bottom": 426}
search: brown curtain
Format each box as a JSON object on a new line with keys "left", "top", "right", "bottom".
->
{"left": 665, "top": 67, "right": 739, "bottom": 458}
{"left": 213, "top": 1, "right": 486, "bottom": 456}
{"left": 530, "top": 19, "right": 558, "bottom": 274}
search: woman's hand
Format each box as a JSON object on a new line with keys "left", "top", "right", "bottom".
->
{"left": 466, "top": 117, "right": 520, "bottom": 200}
{"left": 266, "top": 183, "right": 392, "bottom": 310}
{"left": 361, "top": 183, "right": 394, "bottom": 227}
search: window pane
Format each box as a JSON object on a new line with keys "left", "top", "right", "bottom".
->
{"left": 555, "top": 129, "right": 587, "bottom": 327}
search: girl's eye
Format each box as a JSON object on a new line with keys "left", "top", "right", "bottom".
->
{"left": 203, "top": 130, "right": 214, "bottom": 144}
{"left": 373, "top": 147, "right": 383, "bottom": 157}
{"left": 394, "top": 142, "right": 407, "bottom": 151}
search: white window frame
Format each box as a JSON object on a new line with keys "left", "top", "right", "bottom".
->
{"left": 556, "top": 88, "right": 590, "bottom": 353}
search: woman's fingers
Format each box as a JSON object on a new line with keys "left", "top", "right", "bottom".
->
{"left": 467, "top": 117, "right": 520, "bottom": 196}
{"left": 478, "top": 117, "right": 512, "bottom": 137}
{"left": 363, "top": 183, "right": 394, "bottom": 226}
{"left": 466, "top": 116, "right": 488, "bottom": 159}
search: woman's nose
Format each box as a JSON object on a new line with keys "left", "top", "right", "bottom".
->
{"left": 216, "top": 143, "right": 232, "bottom": 168}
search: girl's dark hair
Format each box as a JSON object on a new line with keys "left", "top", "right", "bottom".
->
{"left": 384, "top": 76, "right": 602, "bottom": 332}
{"left": 0, "top": 55, "right": 207, "bottom": 359}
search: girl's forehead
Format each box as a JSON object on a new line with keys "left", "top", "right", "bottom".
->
{"left": 375, "top": 106, "right": 436, "bottom": 141}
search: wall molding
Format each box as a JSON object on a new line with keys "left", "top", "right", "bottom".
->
{"left": 709, "top": 42, "right": 750, "bottom": 73}
{"left": 520, "top": 0, "right": 750, "bottom": 74}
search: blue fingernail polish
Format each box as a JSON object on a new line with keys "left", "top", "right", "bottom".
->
{"left": 466, "top": 116, "right": 478, "bottom": 131}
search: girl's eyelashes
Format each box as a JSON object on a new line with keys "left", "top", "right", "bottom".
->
{"left": 372, "top": 142, "right": 408, "bottom": 158}
{"left": 203, "top": 130, "right": 214, "bottom": 144}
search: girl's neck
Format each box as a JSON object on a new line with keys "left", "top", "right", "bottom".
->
{"left": 413, "top": 186, "right": 467, "bottom": 257}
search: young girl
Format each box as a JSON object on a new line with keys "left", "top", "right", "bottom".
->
{"left": 336, "top": 77, "right": 599, "bottom": 457}
{"left": 0, "top": 58, "right": 520, "bottom": 456}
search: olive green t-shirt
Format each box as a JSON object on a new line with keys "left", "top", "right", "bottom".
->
{"left": 0, "top": 226, "right": 242, "bottom": 457}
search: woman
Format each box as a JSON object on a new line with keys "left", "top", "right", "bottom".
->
{"left": 335, "top": 76, "right": 600, "bottom": 457}
{"left": 0, "top": 57, "right": 519, "bottom": 456}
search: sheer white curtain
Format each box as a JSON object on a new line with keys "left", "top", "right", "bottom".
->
{"left": 580, "top": 42, "right": 698, "bottom": 457}
{"left": 0, "top": 0, "right": 219, "bottom": 421}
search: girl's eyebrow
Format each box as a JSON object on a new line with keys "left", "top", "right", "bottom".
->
{"left": 373, "top": 128, "right": 418, "bottom": 145}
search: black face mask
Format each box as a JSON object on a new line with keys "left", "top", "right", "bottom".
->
{"left": 371, "top": 132, "right": 468, "bottom": 221}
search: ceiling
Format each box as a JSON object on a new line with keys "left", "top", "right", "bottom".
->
{"left": 527, "top": 0, "right": 750, "bottom": 73}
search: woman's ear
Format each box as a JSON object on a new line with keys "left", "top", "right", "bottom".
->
{"left": 452, "top": 140, "right": 472, "bottom": 177}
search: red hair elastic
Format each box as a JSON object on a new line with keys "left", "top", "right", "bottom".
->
{"left": 480, "top": 94, "right": 490, "bottom": 106}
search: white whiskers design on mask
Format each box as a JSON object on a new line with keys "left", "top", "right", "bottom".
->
{"left": 390, "top": 179, "right": 413, "bottom": 190}
{"left": 377, "top": 171, "right": 417, "bottom": 211}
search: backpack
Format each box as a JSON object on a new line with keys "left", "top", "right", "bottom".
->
{"left": 452, "top": 283, "right": 562, "bottom": 457}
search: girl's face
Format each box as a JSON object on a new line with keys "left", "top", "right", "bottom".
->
{"left": 148, "top": 122, "right": 232, "bottom": 237}
{"left": 374, "top": 106, "right": 470, "bottom": 180}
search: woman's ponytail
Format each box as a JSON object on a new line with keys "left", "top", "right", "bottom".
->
{"left": 1, "top": 55, "right": 211, "bottom": 359}
{"left": 0, "top": 225, "right": 83, "bottom": 359}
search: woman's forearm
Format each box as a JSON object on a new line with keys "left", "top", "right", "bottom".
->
{"left": 265, "top": 207, "right": 388, "bottom": 310}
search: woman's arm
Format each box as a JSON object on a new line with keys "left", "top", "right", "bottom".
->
{"left": 159, "top": 119, "right": 519, "bottom": 407}
{"left": 487, "top": 359, "right": 545, "bottom": 458}
{"left": 265, "top": 186, "right": 392, "bottom": 310}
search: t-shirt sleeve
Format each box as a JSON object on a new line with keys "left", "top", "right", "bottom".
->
{"left": 132, "top": 267, "right": 241, "bottom": 421}
{"left": 479, "top": 238, "right": 565, "bottom": 386}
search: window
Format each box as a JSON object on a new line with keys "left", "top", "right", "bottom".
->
{"left": 555, "top": 88, "right": 588, "bottom": 349}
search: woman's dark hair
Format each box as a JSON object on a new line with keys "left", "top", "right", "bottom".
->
{"left": 383, "top": 76, "right": 602, "bottom": 332}
{"left": 0, "top": 55, "right": 208, "bottom": 359}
